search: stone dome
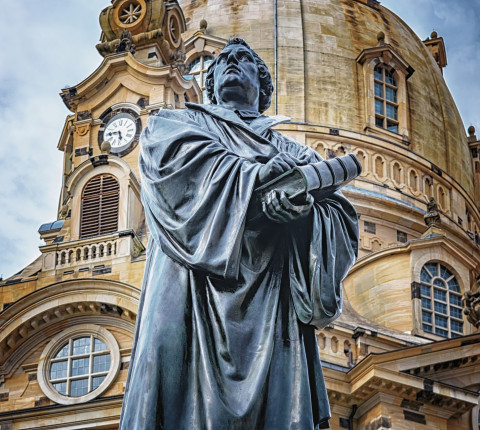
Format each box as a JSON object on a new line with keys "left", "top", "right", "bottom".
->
{"left": 179, "top": 0, "right": 473, "bottom": 195}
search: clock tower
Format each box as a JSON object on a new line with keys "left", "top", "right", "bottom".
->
{"left": 0, "top": 1, "right": 203, "bottom": 428}
{"left": 56, "top": 0, "right": 201, "bottom": 246}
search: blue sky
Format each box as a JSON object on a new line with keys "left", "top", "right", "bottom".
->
{"left": 381, "top": 0, "right": 480, "bottom": 127}
{"left": 0, "top": 0, "right": 479, "bottom": 279}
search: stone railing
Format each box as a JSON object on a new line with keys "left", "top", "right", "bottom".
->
{"left": 40, "top": 230, "right": 145, "bottom": 272}
{"left": 55, "top": 238, "right": 119, "bottom": 269}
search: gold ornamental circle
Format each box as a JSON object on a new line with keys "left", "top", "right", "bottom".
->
{"left": 114, "top": 0, "right": 147, "bottom": 30}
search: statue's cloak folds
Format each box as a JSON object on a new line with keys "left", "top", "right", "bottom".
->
{"left": 120, "top": 103, "right": 358, "bottom": 430}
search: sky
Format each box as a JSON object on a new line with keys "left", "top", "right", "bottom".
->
{"left": 0, "top": 0, "right": 479, "bottom": 279}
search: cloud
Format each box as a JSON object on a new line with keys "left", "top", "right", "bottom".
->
{"left": 0, "top": 1, "right": 478, "bottom": 278}
{"left": 0, "top": 1, "right": 105, "bottom": 278}
{"left": 381, "top": 0, "right": 480, "bottom": 126}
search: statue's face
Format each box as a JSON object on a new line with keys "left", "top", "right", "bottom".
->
{"left": 213, "top": 44, "right": 260, "bottom": 109}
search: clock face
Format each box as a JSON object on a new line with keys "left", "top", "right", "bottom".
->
{"left": 104, "top": 114, "right": 136, "bottom": 148}
{"left": 98, "top": 108, "right": 141, "bottom": 156}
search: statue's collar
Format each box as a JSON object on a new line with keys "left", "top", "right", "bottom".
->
{"left": 185, "top": 102, "right": 291, "bottom": 136}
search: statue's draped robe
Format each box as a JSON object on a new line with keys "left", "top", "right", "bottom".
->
{"left": 120, "top": 103, "right": 358, "bottom": 430}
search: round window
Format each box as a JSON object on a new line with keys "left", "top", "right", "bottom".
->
{"left": 119, "top": 1, "right": 143, "bottom": 25}
{"left": 38, "top": 325, "right": 121, "bottom": 405}
{"left": 113, "top": 0, "right": 147, "bottom": 29}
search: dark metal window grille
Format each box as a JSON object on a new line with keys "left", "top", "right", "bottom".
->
{"left": 364, "top": 221, "right": 376, "bottom": 234}
{"left": 80, "top": 175, "right": 119, "bottom": 238}
{"left": 397, "top": 230, "right": 408, "bottom": 243}
{"left": 419, "top": 262, "right": 463, "bottom": 338}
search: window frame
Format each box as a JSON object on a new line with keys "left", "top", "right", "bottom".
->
{"left": 364, "top": 220, "right": 376, "bottom": 234}
{"left": 80, "top": 174, "right": 120, "bottom": 239}
{"left": 356, "top": 45, "right": 414, "bottom": 144}
{"left": 185, "top": 54, "right": 215, "bottom": 104}
{"left": 418, "top": 262, "right": 464, "bottom": 338}
{"left": 374, "top": 65, "right": 399, "bottom": 133}
{"left": 38, "top": 324, "right": 121, "bottom": 405}
{"left": 397, "top": 230, "right": 408, "bottom": 243}
{"left": 49, "top": 335, "right": 111, "bottom": 397}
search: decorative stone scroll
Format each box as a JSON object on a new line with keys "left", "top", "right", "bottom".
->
{"left": 463, "top": 279, "right": 480, "bottom": 328}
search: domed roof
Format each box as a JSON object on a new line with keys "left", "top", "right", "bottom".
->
{"left": 179, "top": 0, "right": 473, "bottom": 195}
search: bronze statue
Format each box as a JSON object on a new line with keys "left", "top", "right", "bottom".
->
{"left": 120, "top": 38, "right": 359, "bottom": 430}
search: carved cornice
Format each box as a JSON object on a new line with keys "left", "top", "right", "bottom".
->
{"left": 60, "top": 53, "right": 201, "bottom": 111}
{"left": 184, "top": 31, "right": 227, "bottom": 59}
{"left": 356, "top": 44, "right": 415, "bottom": 79}
{"left": 0, "top": 279, "right": 139, "bottom": 374}
{"left": 325, "top": 365, "right": 478, "bottom": 419}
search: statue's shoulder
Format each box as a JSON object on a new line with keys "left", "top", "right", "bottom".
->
{"left": 149, "top": 106, "right": 204, "bottom": 127}
{"left": 153, "top": 107, "right": 195, "bottom": 119}
{"left": 184, "top": 102, "right": 229, "bottom": 120}
{"left": 270, "top": 129, "right": 322, "bottom": 162}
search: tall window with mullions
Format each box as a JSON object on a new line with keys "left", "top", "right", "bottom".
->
{"left": 374, "top": 65, "right": 399, "bottom": 133}
{"left": 184, "top": 55, "right": 214, "bottom": 104}
{"left": 419, "top": 262, "right": 463, "bottom": 338}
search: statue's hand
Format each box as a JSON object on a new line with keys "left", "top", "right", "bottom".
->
{"left": 257, "top": 152, "right": 306, "bottom": 185}
{"left": 262, "top": 190, "right": 314, "bottom": 223}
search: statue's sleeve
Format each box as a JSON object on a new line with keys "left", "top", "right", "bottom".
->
{"left": 275, "top": 138, "right": 359, "bottom": 329}
{"left": 139, "top": 109, "right": 260, "bottom": 280}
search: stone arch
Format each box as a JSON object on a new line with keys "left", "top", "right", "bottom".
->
{"left": 408, "top": 168, "right": 419, "bottom": 194}
{"left": 0, "top": 279, "right": 140, "bottom": 378}
{"left": 424, "top": 176, "right": 434, "bottom": 199}
{"left": 437, "top": 185, "right": 448, "bottom": 212}
{"left": 371, "top": 238, "right": 383, "bottom": 252}
{"left": 309, "top": 140, "right": 327, "bottom": 159}
{"left": 317, "top": 332, "right": 326, "bottom": 350}
{"left": 330, "top": 336, "right": 339, "bottom": 353}
{"left": 65, "top": 156, "right": 141, "bottom": 240}
{"left": 373, "top": 154, "right": 387, "bottom": 181}
{"left": 353, "top": 148, "right": 368, "bottom": 177}
{"left": 410, "top": 244, "right": 471, "bottom": 339}
{"left": 391, "top": 160, "right": 403, "bottom": 186}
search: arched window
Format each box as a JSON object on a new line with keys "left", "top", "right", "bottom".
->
{"left": 374, "top": 65, "right": 398, "bottom": 133}
{"left": 80, "top": 175, "right": 119, "bottom": 238}
{"left": 419, "top": 262, "right": 463, "bottom": 338}
{"left": 185, "top": 55, "right": 214, "bottom": 103}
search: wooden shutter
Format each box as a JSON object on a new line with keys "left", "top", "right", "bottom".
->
{"left": 80, "top": 175, "right": 119, "bottom": 238}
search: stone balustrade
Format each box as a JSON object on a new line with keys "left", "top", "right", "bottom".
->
{"left": 55, "top": 239, "right": 119, "bottom": 269}
{"left": 40, "top": 230, "right": 145, "bottom": 272}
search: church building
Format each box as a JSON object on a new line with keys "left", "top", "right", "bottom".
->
{"left": 1, "top": 0, "right": 479, "bottom": 429}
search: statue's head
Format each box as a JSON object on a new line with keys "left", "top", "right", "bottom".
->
{"left": 205, "top": 38, "right": 273, "bottom": 113}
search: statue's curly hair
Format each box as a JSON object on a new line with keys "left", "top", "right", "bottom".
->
{"left": 204, "top": 38, "right": 273, "bottom": 113}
